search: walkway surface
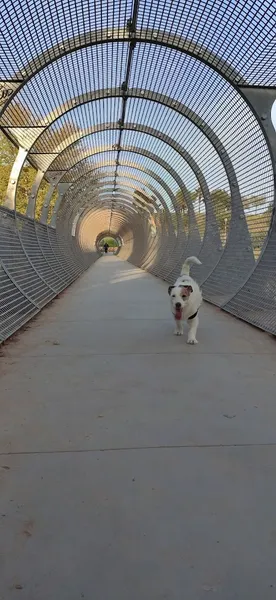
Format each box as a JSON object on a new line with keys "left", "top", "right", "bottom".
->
{"left": 1, "top": 256, "right": 276, "bottom": 599}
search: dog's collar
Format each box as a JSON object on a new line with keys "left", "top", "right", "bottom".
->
{"left": 188, "top": 310, "right": 198, "bottom": 320}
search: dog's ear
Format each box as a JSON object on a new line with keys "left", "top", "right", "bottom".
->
{"left": 181, "top": 285, "right": 193, "bottom": 296}
{"left": 168, "top": 285, "right": 174, "bottom": 295}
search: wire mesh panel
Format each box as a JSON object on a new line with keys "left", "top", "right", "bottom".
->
{"left": 0, "top": 208, "right": 38, "bottom": 339}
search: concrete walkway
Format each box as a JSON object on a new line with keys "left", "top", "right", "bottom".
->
{"left": 1, "top": 256, "right": 276, "bottom": 599}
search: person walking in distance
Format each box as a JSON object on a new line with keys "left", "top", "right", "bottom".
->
{"left": 103, "top": 242, "right": 109, "bottom": 254}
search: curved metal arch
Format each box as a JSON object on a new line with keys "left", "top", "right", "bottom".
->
{"left": 57, "top": 165, "right": 168, "bottom": 236}
{"left": 73, "top": 197, "right": 149, "bottom": 228}
{"left": 63, "top": 163, "right": 174, "bottom": 214}
{"left": 66, "top": 191, "right": 161, "bottom": 239}
{"left": 31, "top": 121, "right": 211, "bottom": 207}
{"left": 50, "top": 147, "right": 195, "bottom": 275}
{"left": 66, "top": 181, "right": 171, "bottom": 228}
{"left": 65, "top": 169, "right": 161, "bottom": 214}
{"left": 26, "top": 87, "right": 248, "bottom": 222}
{"left": 69, "top": 198, "right": 151, "bottom": 248}
{"left": 45, "top": 161, "right": 169, "bottom": 223}
{"left": 49, "top": 144, "right": 198, "bottom": 235}
{"left": 55, "top": 163, "right": 183, "bottom": 275}
{"left": 73, "top": 205, "right": 142, "bottom": 258}
{"left": 60, "top": 170, "right": 184, "bottom": 275}
{"left": 29, "top": 121, "right": 216, "bottom": 247}
{"left": 61, "top": 181, "right": 169, "bottom": 248}
{"left": 59, "top": 198, "right": 146, "bottom": 250}
{"left": 23, "top": 87, "right": 244, "bottom": 228}
{"left": 33, "top": 121, "right": 213, "bottom": 241}
{"left": 70, "top": 187, "right": 152, "bottom": 216}
{"left": 5, "top": 87, "right": 241, "bottom": 237}
{"left": 46, "top": 147, "right": 185, "bottom": 244}
{"left": 79, "top": 202, "right": 139, "bottom": 220}
{"left": 65, "top": 173, "right": 158, "bottom": 208}
{"left": 75, "top": 207, "right": 146, "bottom": 258}
{"left": 0, "top": 27, "right": 246, "bottom": 119}
{"left": 37, "top": 87, "right": 254, "bottom": 288}
{"left": 37, "top": 145, "right": 182, "bottom": 224}
{"left": 37, "top": 121, "right": 220, "bottom": 277}
{"left": 9, "top": 85, "right": 241, "bottom": 183}
{"left": 61, "top": 155, "right": 178, "bottom": 211}
{"left": 61, "top": 174, "right": 171, "bottom": 229}
{"left": 78, "top": 206, "right": 151, "bottom": 238}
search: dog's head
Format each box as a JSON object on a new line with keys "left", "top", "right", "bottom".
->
{"left": 168, "top": 284, "right": 193, "bottom": 319}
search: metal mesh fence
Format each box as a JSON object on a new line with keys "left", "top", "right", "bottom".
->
{"left": 0, "top": 0, "right": 275, "bottom": 341}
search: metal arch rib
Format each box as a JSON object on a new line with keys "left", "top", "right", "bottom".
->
{"left": 65, "top": 178, "right": 173, "bottom": 231}
{"left": 5, "top": 87, "right": 243, "bottom": 242}
{"left": 30, "top": 121, "right": 213, "bottom": 221}
{"left": 67, "top": 180, "right": 161, "bottom": 216}
{"left": 34, "top": 121, "right": 211, "bottom": 228}
{"left": 0, "top": 27, "right": 246, "bottom": 113}
{"left": 53, "top": 167, "right": 167, "bottom": 232}
{"left": 65, "top": 169, "right": 164, "bottom": 214}
{"left": 61, "top": 154, "right": 182, "bottom": 219}
{"left": 40, "top": 85, "right": 251, "bottom": 286}
{"left": 47, "top": 144, "right": 189, "bottom": 215}
{"left": 47, "top": 144, "right": 197, "bottom": 243}
{"left": 16, "top": 86, "right": 244, "bottom": 220}
{"left": 51, "top": 152, "right": 194, "bottom": 273}
{"left": 42, "top": 163, "right": 168, "bottom": 224}
{"left": 68, "top": 192, "right": 152, "bottom": 224}
{"left": 56, "top": 174, "right": 172, "bottom": 229}
{"left": 31, "top": 121, "right": 219, "bottom": 278}
{"left": 3, "top": 87, "right": 254, "bottom": 292}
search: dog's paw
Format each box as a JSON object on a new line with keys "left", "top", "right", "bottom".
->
{"left": 174, "top": 330, "right": 183, "bottom": 336}
{"left": 187, "top": 338, "right": 198, "bottom": 345}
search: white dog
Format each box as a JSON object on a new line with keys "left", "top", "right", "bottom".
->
{"left": 168, "top": 256, "right": 202, "bottom": 344}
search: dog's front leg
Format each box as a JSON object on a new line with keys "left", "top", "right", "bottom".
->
{"left": 174, "top": 318, "right": 183, "bottom": 336}
{"left": 187, "top": 315, "right": 199, "bottom": 344}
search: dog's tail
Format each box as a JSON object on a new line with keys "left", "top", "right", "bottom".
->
{"left": 181, "top": 256, "right": 202, "bottom": 276}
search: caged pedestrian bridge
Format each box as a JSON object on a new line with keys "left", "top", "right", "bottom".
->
{"left": 1, "top": 1, "right": 276, "bottom": 598}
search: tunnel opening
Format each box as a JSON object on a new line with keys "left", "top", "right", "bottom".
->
{"left": 96, "top": 233, "right": 122, "bottom": 256}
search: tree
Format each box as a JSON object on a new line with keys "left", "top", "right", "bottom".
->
{"left": 0, "top": 130, "right": 59, "bottom": 218}
{"left": 3, "top": 101, "right": 34, "bottom": 128}
{"left": 242, "top": 194, "right": 267, "bottom": 213}
{"left": 100, "top": 236, "right": 118, "bottom": 248}
{"left": 1, "top": 109, "right": 84, "bottom": 215}
{"left": 35, "top": 121, "right": 84, "bottom": 154}
{"left": 0, "top": 131, "right": 17, "bottom": 205}
{"left": 190, "top": 186, "right": 204, "bottom": 213}
{"left": 46, "top": 189, "right": 58, "bottom": 223}
{"left": 209, "top": 189, "right": 231, "bottom": 234}
{"left": 175, "top": 189, "right": 189, "bottom": 231}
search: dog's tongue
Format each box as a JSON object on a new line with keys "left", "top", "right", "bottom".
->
{"left": 175, "top": 307, "right": 182, "bottom": 320}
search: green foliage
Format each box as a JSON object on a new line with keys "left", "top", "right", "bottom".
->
{"left": 35, "top": 181, "right": 50, "bottom": 220}
{"left": 0, "top": 131, "right": 54, "bottom": 217}
{"left": 169, "top": 188, "right": 270, "bottom": 254}
{"left": 209, "top": 189, "right": 231, "bottom": 233}
{"left": 0, "top": 132, "right": 17, "bottom": 205}
{"left": 100, "top": 237, "right": 118, "bottom": 247}
{"left": 0, "top": 120, "right": 84, "bottom": 218}
{"left": 47, "top": 190, "right": 58, "bottom": 224}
